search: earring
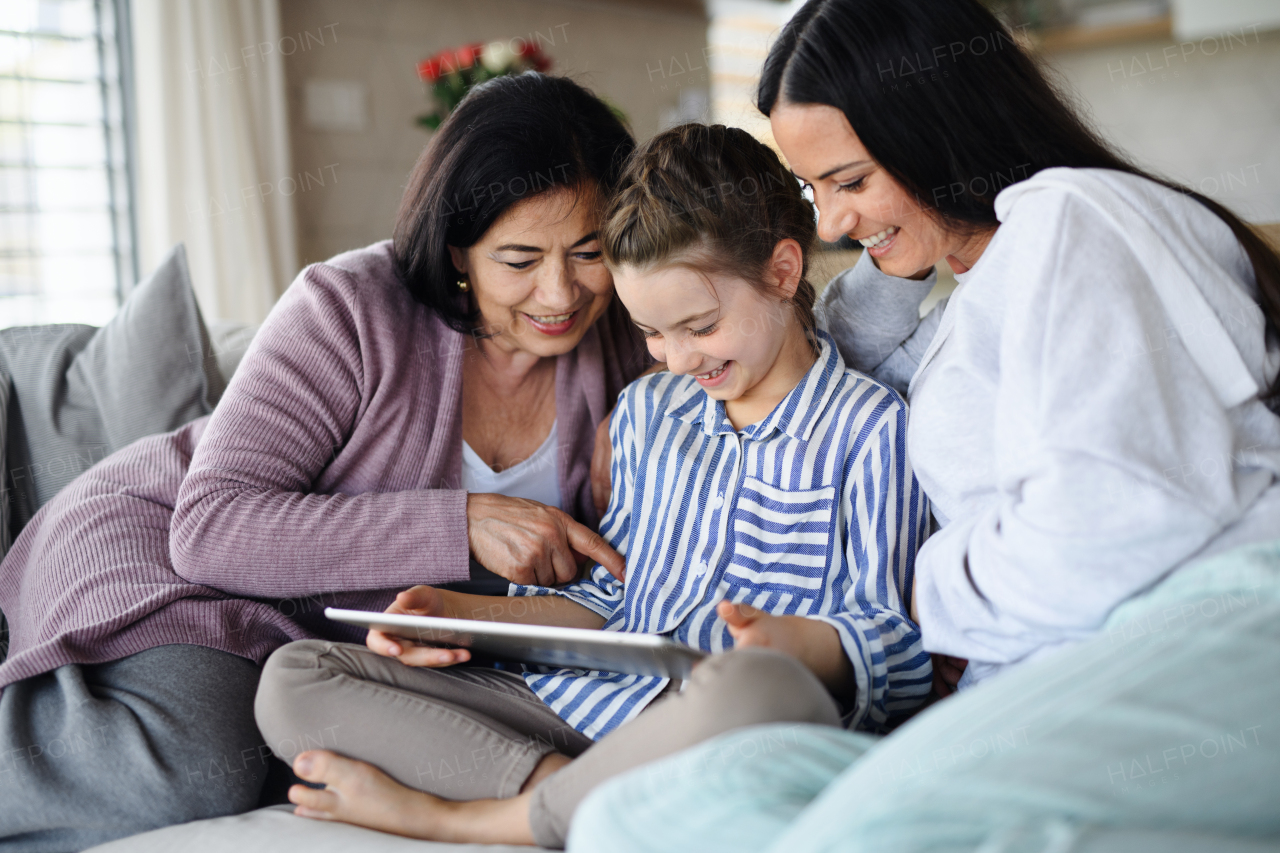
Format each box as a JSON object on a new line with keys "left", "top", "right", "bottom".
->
{"left": 457, "top": 278, "right": 469, "bottom": 292}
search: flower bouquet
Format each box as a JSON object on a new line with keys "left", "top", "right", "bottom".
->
{"left": 416, "top": 40, "right": 553, "bottom": 129}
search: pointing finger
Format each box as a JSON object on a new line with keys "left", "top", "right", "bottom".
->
{"left": 565, "top": 519, "right": 626, "bottom": 582}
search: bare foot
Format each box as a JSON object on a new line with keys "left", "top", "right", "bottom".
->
{"left": 290, "top": 750, "right": 536, "bottom": 845}
{"left": 289, "top": 750, "right": 447, "bottom": 837}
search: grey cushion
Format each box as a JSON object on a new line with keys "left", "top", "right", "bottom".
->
{"left": 0, "top": 243, "right": 225, "bottom": 539}
{"left": 207, "top": 319, "right": 259, "bottom": 383}
{"left": 82, "top": 805, "right": 531, "bottom": 853}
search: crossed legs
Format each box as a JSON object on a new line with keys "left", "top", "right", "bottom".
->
{"left": 254, "top": 640, "right": 841, "bottom": 848}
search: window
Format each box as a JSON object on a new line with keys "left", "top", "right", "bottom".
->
{"left": 0, "top": 0, "right": 136, "bottom": 327}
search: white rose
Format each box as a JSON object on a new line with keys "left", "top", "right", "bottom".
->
{"left": 481, "top": 41, "right": 512, "bottom": 73}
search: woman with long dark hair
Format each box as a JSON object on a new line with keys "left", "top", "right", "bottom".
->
{"left": 567, "top": 0, "right": 1280, "bottom": 848}
{"left": 0, "top": 73, "right": 647, "bottom": 850}
{"left": 763, "top": 0, "right": 1280, "bottom": 691}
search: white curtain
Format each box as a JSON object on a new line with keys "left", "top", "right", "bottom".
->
{"left": 132, "top": 0, "right": 298, "bottom": 325}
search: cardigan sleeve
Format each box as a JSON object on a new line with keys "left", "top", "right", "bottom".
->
{"left": 170, "top": 263, "right": 470, "bottom": 596}
{"left": 913, "top": 189, "right": 1270, "bottom": 667}
{"left": 818, "top": 251, "right": 945, "bottom": 396}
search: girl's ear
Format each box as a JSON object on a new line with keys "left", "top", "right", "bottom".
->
{"left": 448, "top": 245, "right": 470, "bottom": 276}
{"left": 769, "top": 238, "right": 804, "bottom": 299}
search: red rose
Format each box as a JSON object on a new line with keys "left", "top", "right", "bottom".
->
{"left": 417, "top": 57, "right": 441, "bottom": 81}
{"left": 456, "top": 42, "right": 484, "bottom": 68}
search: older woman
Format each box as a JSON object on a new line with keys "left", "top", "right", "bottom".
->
{"left": 0, "top": 73, "right": 647, "bottom": 851}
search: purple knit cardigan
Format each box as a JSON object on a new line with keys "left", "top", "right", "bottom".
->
{"left": 0, "top": 241, "right": 648, "bottom": 690}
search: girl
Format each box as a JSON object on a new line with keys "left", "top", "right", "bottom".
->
{"left": 568, "top": 0, "right": 1280, "bottom": 849}
{"left": 253, "top": 123, "right": 931, "bottom": 848}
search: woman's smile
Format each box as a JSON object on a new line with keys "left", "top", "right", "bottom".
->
{"left": 858, "top": 225, "right": 899, "bottom": 257}
{"left": 522, "top": 308, "right": 581, "bottom": 336}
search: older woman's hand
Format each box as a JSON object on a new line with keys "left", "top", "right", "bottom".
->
{"left": 466, "top": 493, "right": 626, "bottom": 586}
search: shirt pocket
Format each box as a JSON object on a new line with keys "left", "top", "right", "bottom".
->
{"left": 724, "top": 477, "right": 837, "bottom": 602}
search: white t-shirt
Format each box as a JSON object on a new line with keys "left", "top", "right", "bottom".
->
{"left": 461, "top": 421, "right": 562, "bottom": 510}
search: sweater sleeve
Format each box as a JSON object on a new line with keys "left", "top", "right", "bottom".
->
{"left": 913, "top": 190, "right": 1267, "bottom": 666}
{"left": 170, "top": 264, "right": 470, "bottom": 597}
{"left": 817, "top": 251, "right": 944, "bottom": 395}
{"left": 808, "top": 390, "right": 932, "bottom": 730}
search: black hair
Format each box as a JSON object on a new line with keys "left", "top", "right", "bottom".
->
{"left": 760, "top": 0, "right": 1280, "bottom": 405}
{"left": 393, "top": 72, "right": 635, "bottom": 333}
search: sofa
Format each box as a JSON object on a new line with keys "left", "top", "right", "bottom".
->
{"left": 0, "top": 247, "right": 534, "bottom": 852}
{"left": 8, "top": 244, "right": 1280, "bottom": 851}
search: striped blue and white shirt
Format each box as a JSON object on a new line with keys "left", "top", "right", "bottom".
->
{"left": 511, "top": 333, "right": 931, "bottom": 739}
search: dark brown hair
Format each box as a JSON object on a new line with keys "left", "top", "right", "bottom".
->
{"left": 602, "top": 123, "right": 819, "bottom": 347}
{"left": 392, "top": 73, "right": 634, "bottom": 334}
{"left": 760, "top": 0, "right": 1280, "bottom": 406}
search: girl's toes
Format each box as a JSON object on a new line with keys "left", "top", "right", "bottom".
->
{"left": 292, "top": 749, "right": 328, "bottom": 782}
{"left": 293, "top": 749, "right": 360, "bottom": 787}
{"left": 299, "top": 749, "right": 388, "bottom": 800}
{"left": 286, "top": 748, "right": 448, "bottom": 838}
{"left": 288, "top": 782, "right": 338, "bottom": 817}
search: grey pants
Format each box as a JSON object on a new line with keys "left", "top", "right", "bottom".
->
{"left": 254, "top": 640, "right": 841, "bottom": 848}
{"left": 0, "top": 644, "right": 267, "bottom": 853}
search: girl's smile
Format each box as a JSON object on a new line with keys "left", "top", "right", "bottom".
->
{"left": 694, "top": 361, "right": 731, "bottom": 387}
{"left": 612, "top": 239, "right": 814, "bottom": 430}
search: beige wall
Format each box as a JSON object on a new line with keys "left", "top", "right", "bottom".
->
{"left": 1045, "top": 26, "right": 1280, "bottom": 224}
{"left": 278, "top": 0, "right": 708, "bottom": 267}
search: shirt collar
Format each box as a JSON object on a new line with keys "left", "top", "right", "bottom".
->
{"left": 667, "top": 331, "right": 845, "bottom": 441}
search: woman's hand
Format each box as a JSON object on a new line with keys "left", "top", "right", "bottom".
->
{"left": 718, "top": 601, "right": 855, "bottom": 703}
{"left": 590, "top": 414, "right": 613, "bottom": 520}
{"left": 366, "top": 585, "right": 472, "bottom": 668}
{"left": 907, "top": 586, "right": 966, "bottom": 697}
{"left": 466, "top": 493, "right": 625, "bottom": 586}
{"left": 931, "top": 654, "right": 967, "bottom": 698}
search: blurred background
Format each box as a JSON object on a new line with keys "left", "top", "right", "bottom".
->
{"left": 2, "top": 0, "right": 1278, "bottom": 328}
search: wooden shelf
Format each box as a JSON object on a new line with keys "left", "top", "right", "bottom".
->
{"left": 1035, "top": 14, "right": 1172, "bottom": 53}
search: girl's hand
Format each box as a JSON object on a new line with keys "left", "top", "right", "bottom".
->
{"left": 718, "top": 601, "right": 807, "bottom": 658}
{"left": 366, "top": 585, "right": 472, "bottom": 668}
{"left": 467, "top": 493, "right": 625, "bottom": 586}
{"left": 718, "top": 601, "right": 856, "bottom": 702}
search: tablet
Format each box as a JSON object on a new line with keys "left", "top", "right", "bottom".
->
{"left": 324, "top": 608, "right": 707, "bottom": 679}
